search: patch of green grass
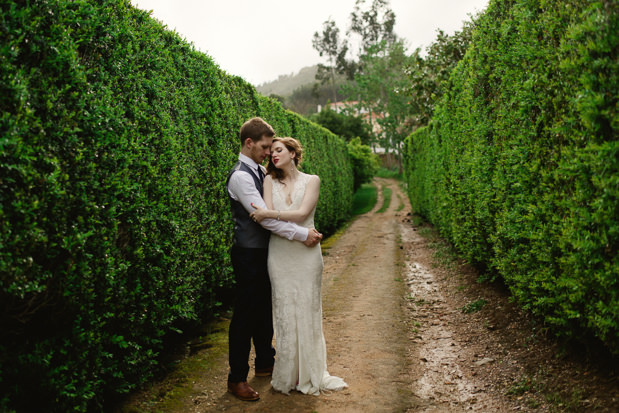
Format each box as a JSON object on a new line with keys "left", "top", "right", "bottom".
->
{"left": 461, "top": 299, "right": 487, "bottom": 314}
{"left": 377, "top": 185, "right": 392, "bottom": 213}
{"left": 409, "top": 213, "right": 425, "bottom": 226}
{"left": 525, "top": 398, "right": 542, "bottom": 409}
{"left": 417, "top": 226, "right": 433, "bottom": 238}
{"left": 117, "top": 319, "right": 230, "bottom": 413}
{"left": 321, "top": 221, "right": 351, "bottom": 252}
{"left": 506, "top": 376, "right": 533, "bottom": 396}
{"left": 376, "top": 167, "right": 403, "bottom": 180}
{"left": 431, "top": 240, "right": 459, "bottom": 270}
{"left": 413, "top": 221, "right": 459, "bottom": 269}
{"left": 396, "top": 193, "right": 405, "bottom": 211}
{"left": 543, "top": 385, "right": 590, "bottom": 411}
{"left": 505, "top": 365, "right": 593, "bottom": 411}
{"left": 351, "top": 183, "right": 378, "bottom": 216}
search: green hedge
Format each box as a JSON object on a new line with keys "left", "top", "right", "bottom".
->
{"left": 403, "top": 0, "right": 617, "bottom": 353}
{"left": 0, "top": 0, "right": 353, "bottom": 410}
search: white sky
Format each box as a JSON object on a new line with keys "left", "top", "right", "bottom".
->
{"left": 130, "top": 0, "right": 489, "bottom": 86}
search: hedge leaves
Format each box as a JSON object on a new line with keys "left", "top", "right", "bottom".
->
{"left": 0, "top": 1, "right": 353, "bottom": 410}
{"left": 403, "top": 0, "right": 617, "bottom": 353}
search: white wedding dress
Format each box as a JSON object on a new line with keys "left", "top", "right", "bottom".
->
{"left": 267, "top": 173, "right": 347, "bottom": 395}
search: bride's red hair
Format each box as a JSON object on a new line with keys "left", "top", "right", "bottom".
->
{"left": 267, "top": 137, "right": 303, "bottom": 183}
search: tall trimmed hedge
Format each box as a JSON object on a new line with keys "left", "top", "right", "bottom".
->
{"left": 404, "top": 0, "right": 617, "bottom": 353}
{"left": 0, "top": 0, "right": 353, "bottom": 410}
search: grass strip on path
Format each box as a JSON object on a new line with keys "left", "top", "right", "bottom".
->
{"left": 351, "top": 183, "right": 378, "bottom": 216}
{"left": 377, "top": 185, "right": 392, "bottom": 213}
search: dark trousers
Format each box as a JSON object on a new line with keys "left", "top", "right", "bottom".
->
{"left": 228, "top": 246, "right": 276, "bottom": 383}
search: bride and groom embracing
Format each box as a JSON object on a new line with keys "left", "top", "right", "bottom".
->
{"left": 225, "top": 117, "right": 348, "bottom": 401}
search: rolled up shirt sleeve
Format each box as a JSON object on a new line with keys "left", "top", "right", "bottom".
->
{"left": 227, "top": 171, "right": 309, "bottom": 242}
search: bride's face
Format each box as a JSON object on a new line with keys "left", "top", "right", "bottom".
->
{"left": 270, "top": 141, "right": 295, "bottom": 169}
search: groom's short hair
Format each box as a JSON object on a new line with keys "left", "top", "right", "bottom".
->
{"left": 240, "top": 117, "right": 275, "bottom": 144}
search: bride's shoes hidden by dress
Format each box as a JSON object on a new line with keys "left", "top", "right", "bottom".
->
{"left": 227, "top": 380, "right": 260, "bottom": 401}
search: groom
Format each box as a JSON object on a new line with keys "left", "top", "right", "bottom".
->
{"left": 225, "top": 117, "right": 322, "bottom": 401}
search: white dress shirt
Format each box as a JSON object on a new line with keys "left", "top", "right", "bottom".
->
{"left": 227, "top": 154, "right": 309, "bottom": 242}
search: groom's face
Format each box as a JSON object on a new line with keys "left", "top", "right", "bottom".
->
{"left": 248, "top": 135, "right": 273, "bottom": 165}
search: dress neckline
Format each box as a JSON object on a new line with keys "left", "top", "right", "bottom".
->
{"left": 275, "top": 172, "right": 305, "bottom": 208}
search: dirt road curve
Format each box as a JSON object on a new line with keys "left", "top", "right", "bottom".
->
{"left": 119, "top": 178, "right": 617, "bottom": 413}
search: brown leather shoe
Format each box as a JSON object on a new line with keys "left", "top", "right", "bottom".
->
{"left": 254, "top": 366, "right": 274, "bottom": 377}
{"left": 227, "top": 381, "right": 259, "bottom": 401}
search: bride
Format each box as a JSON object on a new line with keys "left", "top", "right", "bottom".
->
{"left": 250, "top": 137, "right": 347, "bottom": 395}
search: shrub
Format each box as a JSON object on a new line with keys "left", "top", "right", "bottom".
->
{"left": 403, "top": 0, "right": 618, "bottom": 353}
{"left": 309, "top": 106, "right": 372, "bottom": 144}
{"left": 347, "top": 137, "right": 379, "bottom": 190}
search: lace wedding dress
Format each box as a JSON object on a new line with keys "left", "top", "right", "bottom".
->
{"left": 267, "top": 172, "right": 347, "bottom": 395}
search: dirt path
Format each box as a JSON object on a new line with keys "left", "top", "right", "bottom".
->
{"left": 118, "top": 178, "right": 618, "bottom": 413}
{"left": 195, "top": 177, "right": 416, "bottom": 412}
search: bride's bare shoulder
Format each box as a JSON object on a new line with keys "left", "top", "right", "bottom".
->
{"left": 301, "top": 172, "right": 320, "bottom": 183}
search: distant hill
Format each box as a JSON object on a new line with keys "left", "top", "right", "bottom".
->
{"left": 256, "top": 65, "right": 349, "bottom": 116}
{"left": 256, "top": 65, "right": 318, "bottom": 97}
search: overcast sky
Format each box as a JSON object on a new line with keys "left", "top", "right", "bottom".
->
{"left": 130, "top": 0, "right": 489, "bottom": 86}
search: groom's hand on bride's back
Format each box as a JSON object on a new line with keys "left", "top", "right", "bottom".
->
{"left": 303, "top": 228, "right": 322, "bottom": 247}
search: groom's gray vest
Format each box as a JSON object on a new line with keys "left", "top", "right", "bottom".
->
{"left": 226, "top": 161, "right": 271, "bottom": 248}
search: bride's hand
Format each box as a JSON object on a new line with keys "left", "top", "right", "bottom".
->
{"left": 250, "top": 203, "right": 270, "bottom": 223}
